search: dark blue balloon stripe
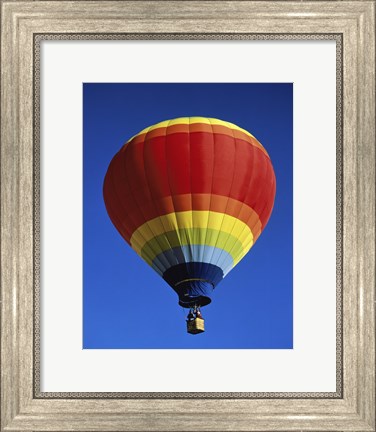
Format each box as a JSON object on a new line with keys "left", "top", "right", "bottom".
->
{"left": 163, "top": 262, "right": 223, "bottom": 307}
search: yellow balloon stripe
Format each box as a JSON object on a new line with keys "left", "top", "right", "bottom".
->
{"left": 130, "top": 210, "right": 254, "bottom": 256}
{"left": 126, "top": 117, "right": 256, "bottom": 143}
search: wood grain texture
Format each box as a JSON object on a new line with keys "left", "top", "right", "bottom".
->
{"left": 1, "top": 1, "right": 375, "bottom": 431}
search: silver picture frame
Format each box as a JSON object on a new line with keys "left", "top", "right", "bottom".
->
{"left": 1, "top": 2, "right": 375, "bottom": 431}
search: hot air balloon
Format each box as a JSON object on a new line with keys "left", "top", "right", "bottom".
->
{"left": 103, "top": 117, "right": 276, "bottom": 334}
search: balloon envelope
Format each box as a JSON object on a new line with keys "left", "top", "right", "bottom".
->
{"left": 103, "top": 117, "right": 276, "bottom": 307}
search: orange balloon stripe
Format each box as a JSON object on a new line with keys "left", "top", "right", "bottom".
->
{"left": 120, "top": 193, "right": 262, "bottom": 243}
{"left": 130, "top": 123, "right": 269, "bottom": 157}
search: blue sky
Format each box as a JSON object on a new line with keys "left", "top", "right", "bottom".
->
{"left": 83, "top": 83, "right": 293, "bottom": 349}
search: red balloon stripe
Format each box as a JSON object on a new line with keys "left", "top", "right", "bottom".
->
{"left": 103, "top": 126, "right": 275, "bottom": 245}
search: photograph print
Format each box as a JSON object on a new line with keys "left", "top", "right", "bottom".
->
{"left": 83, "top": 83, "right": 293, "bottom": 349}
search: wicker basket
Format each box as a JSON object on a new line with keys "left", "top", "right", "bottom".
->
{"left": 187, "top": 317, "right": 205, "bottom": 334}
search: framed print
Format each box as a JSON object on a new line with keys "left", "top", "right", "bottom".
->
{"left": 40, "top": 40, "right": 333, "bottom": 394}
{"left": 1, "top": 1, "right": 375, "bottom": 431}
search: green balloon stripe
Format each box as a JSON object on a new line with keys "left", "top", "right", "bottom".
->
{"left": 140, "top": 228, "right": 245, "bottom": 264}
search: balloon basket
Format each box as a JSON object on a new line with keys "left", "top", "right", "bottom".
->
{"left": 187, "top": 317, "right": 205, "bottom": 334}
